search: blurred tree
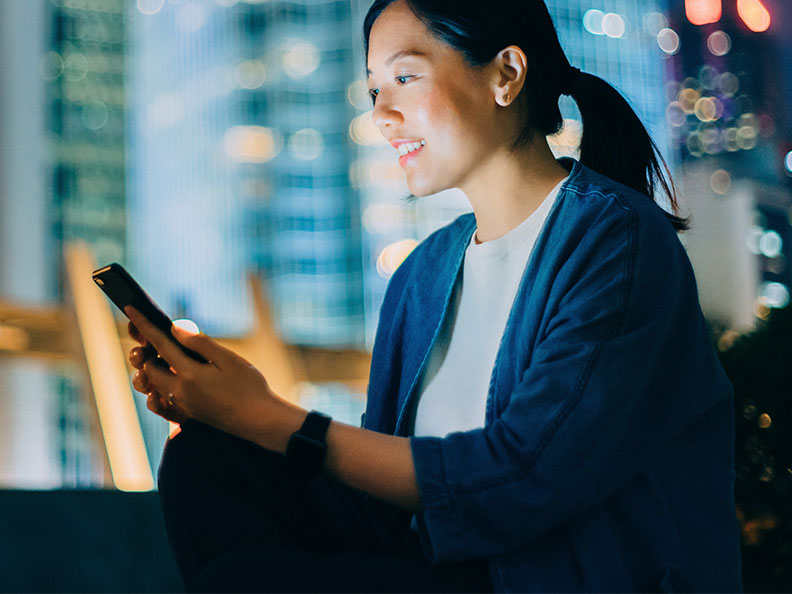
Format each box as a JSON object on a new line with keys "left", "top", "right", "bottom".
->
{"left": 718, "top": 305, "right": 792, "bottom": 592}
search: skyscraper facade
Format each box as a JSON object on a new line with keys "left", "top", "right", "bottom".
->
{"left": 128, "top": 0, "right": 365, "bottom": 346}
{"left": 1, "top": 0, "right": 130, "bottom": 487}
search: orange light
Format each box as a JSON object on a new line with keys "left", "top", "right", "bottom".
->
{"left": 737, "top": 0, "right": 771, "bottom": 32}
{"left": 685, "top": 0, "right": 722, "bottom": 25}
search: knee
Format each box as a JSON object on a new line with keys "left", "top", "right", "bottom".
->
{"left": 157, "top": 420, "right": 286, "bottom": 501}
{"left": 157, "top": 421, "right": 239, "bottom": 499}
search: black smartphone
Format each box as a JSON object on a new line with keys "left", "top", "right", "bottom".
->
{"left": 92, "top": 262, "right": 207, "bottom": 363}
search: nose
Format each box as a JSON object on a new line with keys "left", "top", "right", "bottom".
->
{"left": 371, "top": 96, "right": 403, "bottom": 133}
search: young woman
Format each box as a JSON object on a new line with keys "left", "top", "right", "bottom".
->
{"left": 127, "top": 0, "right": 743, "bottom": 591}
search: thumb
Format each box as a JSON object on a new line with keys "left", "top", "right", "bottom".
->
{"left": 171, "top": 325, "right": 233, "bottom": 365}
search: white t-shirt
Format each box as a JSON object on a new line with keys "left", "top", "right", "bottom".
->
{"left": 409, "top": 177, "right": 567, "bottom": 437}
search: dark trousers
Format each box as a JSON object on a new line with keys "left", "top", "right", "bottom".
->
{"left": 157, "top": 420, "right": 493, "bottom": 593}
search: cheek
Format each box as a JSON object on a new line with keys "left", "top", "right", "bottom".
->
{"left": 413, "top": 90, "right": 471, "bottom": 151}
{"left": 418, "top": 82, "right": 494, "bottom": 148}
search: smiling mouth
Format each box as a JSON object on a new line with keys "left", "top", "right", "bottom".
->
{"left": 397, "top": 139, "right": 426, "bottom": 156}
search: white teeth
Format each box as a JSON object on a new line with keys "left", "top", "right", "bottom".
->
{"left": 397, "top": 140, "right": 426, "bottom": 156}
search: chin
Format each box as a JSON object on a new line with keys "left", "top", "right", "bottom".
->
{"left": 405, "top": 175, "right": 448, "bottom": 198}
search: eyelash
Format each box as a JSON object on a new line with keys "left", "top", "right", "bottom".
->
{"left": 368, "top": 75, "right": 415, "bottom": 105}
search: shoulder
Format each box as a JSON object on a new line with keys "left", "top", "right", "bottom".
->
{"left": 554, "top": 159, "right": 683, "bottom": 258}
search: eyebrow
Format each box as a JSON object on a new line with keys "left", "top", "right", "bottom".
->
{"left": 367, "top": 49, "right": 428, "bottom": 76}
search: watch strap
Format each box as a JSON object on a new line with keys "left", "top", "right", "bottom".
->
{"left": 285, "top": 410, "right": 332, "bottom": 479}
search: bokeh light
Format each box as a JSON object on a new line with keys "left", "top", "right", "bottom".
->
{"left": 223, "top": 126, "right": 280, "bottom": 163}
{"left": 583, "top": 9, "right": 604, "bottom": 35}
{"left": 643, "top": 12, "right": 668, "bottom": 36}
{"left": 666, "top": 102, "right": 686, "bottom": 127}
{"left": 137, "top": 0, "right": 165, "bottom": 15}
{"left": 707, "top": 31, "right": 731, "bottom": 56}
{"left": 723, "top": 127, "right": 739, "bottom": 152}
{"left": 288, "top": 128, "right": 324, "bottom": 161}
{"left": 746, "top": 225, "right": 765, "bottom": 254}
{"left": 376, "top": 239, "right": 419, "bottom": 279}
{"left": 349, "top": 111, "right": 387, "bottom": 146}
{"left": 737, "top": 0, "right": 771, "bottom": 33}
{"left": 64, "top": 52, "right": 88, "bottom": 82}
{"left": 283, "top": 42, "right": 320, "bottom": 79}
{"left": 82, "top": 101, "right": 109, "bottom": 131}
{"left": 657, "top": 28, "right": 680, "bottom": 55}
{"left": 601, "top": 13, "right": 626, "bottom": 39}
{"left": 694, "top": 97, "right": 718, "bottom": 121}
{"left": 760, "top": 282, "right": 790, "bottom": 308}
{"left": 235, "top": 60, "right": 266, "bottom": 90}
{"left": 699, "top": 65, "right": 719, "bottom": 91}
{"left": 710, "top": 169, "right": 732, "bottom": 194}
{"left": 759, "top": 231, "right": 783, "bottom": 258}
{"left": 679, "top": 88, "right": 700, "bottom": 113}
{"left": 39, "top": 51, "right": 64, "bottom": 81}
{"left": 685, "top": 0, "right": 722, "bottom": 25}
{"left": 718, "top": 72, "right": 739, "bottom": 97}
{"left": 784, "top": 151, "right": 792, "bottom": 176}
{"left": 347, "top": 80, "right": 371, "bottom": 111}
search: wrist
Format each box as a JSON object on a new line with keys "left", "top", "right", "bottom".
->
{"left": 263, "top": 396, "right": 308, "bottom": 453}
{"left": 228, "top": 394, "right": 306, "bottom": 453}
{"left": 285, "top": 410, "right": 332, "bottom": 479}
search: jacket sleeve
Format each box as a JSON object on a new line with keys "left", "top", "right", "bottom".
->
{"left": 409, "top": 202, "right": 729, "bottom": 562}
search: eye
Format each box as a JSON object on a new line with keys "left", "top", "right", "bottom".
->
{"left": 395, "top": 75, "right": 414, "bottom": 85}
{"left": 369, "top": 88, "right": 380, "bottom": 105}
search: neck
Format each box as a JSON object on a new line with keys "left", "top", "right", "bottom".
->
{"left": 461, "top": 134, "right": 569, "bottom": 244}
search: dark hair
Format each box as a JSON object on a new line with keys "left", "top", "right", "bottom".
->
{"left": 364, "top": 0, "right": 687, "bottom": 231}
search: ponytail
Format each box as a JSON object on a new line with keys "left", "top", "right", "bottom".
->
{"left": 567, "top": 71, "right": 688, "bottom": 231}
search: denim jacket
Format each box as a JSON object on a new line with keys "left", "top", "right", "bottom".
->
{"left": 363, "top": 159, "right": 743, "bottom": 592}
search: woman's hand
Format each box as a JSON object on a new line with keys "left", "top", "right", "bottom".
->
{"left": 126, "top": 306, "right": 281, "bottom": 437}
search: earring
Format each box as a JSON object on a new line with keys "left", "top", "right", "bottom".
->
{"left": 502, "top": 93, "right": 510, "bottom": 105}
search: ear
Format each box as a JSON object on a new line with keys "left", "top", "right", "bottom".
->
{"left": 492, "top": 45, "right": 527, "bottom": 107}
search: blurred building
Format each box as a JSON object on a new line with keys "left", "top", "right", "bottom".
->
{"left": 665, "top": 0, "right": 792, "bottom": 331}
{"left": 0, "top": 0, "right": 131, "bottom": 488}
{"left": 128, "top": 0, "right": 365, "bottom": 347}
{"left": 0, "top": 0, "right": 59, "bottom": 488}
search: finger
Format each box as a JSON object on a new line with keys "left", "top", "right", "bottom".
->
{"left": 147, "top": 392, "right": 176, "bottom": 421}
{"left": 170, "top": 325, "right": 235, "bottom": 367}
{"left": 129, "top": 345, "right": 156, "bottom": 370}
{"left": 128, "top": 321, "right": 149, "bottom": 347}
{"left": 142, "top": 358, "right": 178, "bottom": 396}
{"left": 132, "top": 369, "right": 150, "bottom": 394}
{"left": 125, "top": 306, "right": 192, "bottom": 372}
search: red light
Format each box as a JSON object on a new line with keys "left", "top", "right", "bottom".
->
{"left": 685, "top": 0, "right": 722, "bottom": 25}
{"left": 737, "top": 0, "right": 771, "bottom": 32}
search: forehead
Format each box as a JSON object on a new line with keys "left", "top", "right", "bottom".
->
{"left": 366, "top": 1, "right": 441, "bottom": 72}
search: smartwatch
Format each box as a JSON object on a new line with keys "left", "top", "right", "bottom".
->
{"left": 286, "top": 410, "right": 332, "bottom": 479}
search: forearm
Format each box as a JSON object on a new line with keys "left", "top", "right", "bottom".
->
{"left": 231, "top": 397, "right": 423, "bottom": 512}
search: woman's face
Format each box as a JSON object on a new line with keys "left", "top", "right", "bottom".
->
{"left": 367, "top": 1, "right": 502, "bottom": 197}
